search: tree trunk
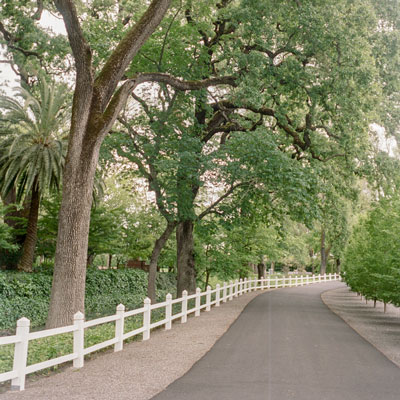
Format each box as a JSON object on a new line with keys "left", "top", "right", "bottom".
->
{"left": 257, "top": 257, "right": 266, "bottom": 280}
{"left": 335, "top": 258, "right": 341, "bottom": 274}
{"left": 204, "top": 269, "right": 210, "bottom": 291}
{"left": 47, "top": 147, "right": 100, "bottom": 328}
{"left": 17, "top": 186, "right": 40, "bottom": 272}
{"left": 107, "top": 254, "right": 112, "bottom": 268}
{"left": 86, "top": 253, "right": 95, "bottom": 268}
{"left": 176, "top": 220, "right": 196, "bottom": 296}
{"left": 270, "top": 261, "right": 275, "bottom": 274}
{"left": 320, "top": 229, "right": 330, "bottom": 275}
{"left": 147, "top": 221, "right": 176, "bottom": 303}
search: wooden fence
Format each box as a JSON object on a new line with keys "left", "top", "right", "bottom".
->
{"left": 0, "top": 273, "right": 340, "bottom": 391}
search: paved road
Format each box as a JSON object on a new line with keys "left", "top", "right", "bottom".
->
{"left": 152, "top": 282, "right": 400, "bottom": 400}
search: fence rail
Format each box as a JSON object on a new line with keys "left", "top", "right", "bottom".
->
{"left": 0, "top": 273, "right": 340, "bottom": 391}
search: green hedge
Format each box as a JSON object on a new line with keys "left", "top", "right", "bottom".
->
{"left": 0, "top": 268, "right": 176, "bottom": 331}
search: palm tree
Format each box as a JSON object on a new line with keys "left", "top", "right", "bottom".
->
{"left": 0, "top": 74, "right": 68, "bottom": 271}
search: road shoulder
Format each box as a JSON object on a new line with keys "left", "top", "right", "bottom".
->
{"left": 322, "top": 286, "right": 400, "bottom": 368}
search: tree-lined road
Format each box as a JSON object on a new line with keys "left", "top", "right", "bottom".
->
{"left": 152, "top": 282, "right": 400, "bottom": 400}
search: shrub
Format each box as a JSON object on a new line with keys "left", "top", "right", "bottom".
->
{"left": 0, "top": 268, "right": 176, "bottom": 331}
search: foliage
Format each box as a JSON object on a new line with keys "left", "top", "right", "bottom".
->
{"left": 0, "top": 204, "right": 19, "bottom": 254}
{"left": 343, "top": 194, "right": 400, "bottom": 305}
{"left": 0, "top": 73, "right": 68, "bottom": 201}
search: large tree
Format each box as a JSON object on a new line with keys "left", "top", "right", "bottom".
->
{"left": 46, "top": 0, "right": 237, "bottom": 327}
{"left": 110, "top": 0, "right": 396, "bottom": 298}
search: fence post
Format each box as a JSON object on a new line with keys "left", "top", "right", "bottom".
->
{"left": 267, "top": 277, "right": 271, "bottom": 290}
{"left": 73, "top": 311, "right": 84, "bottom": 369}
{"left": 234, "top": 279, "right": 239, "bottom": 297}
{"left": 143, "top": 298, "right": 151, "bottom": 340}
{"left": 114, "top": 304, "right": 125, "bottom": 352}
{"left": 223, "top": 282, "right": 227, "bottom": 303}
{"left": 216, "top": 284, "right": 221, "bottom": 307}
{"left": 324, "top": 273, "right": 327, "bottom": 282}
{"left": 11, "top": 317, "right": 30, "bottom": 391}
{"left": 206, "top": 286, "right": 212, "bottom": 311}
{"left": 181, "top": 290, "right": 188, "bottom": 323}
{"left": 239, "top": 278, "right": 243, "bottom": 295}
{"left": 195, "top": 288, "right": 201, "bottom": 316}
{"left": 165, "top": 293, "right": 172, "bottom": 329}
{"left": 329, "top": 273, "right": 332, "bottom": 281}
{"left": 229, "top": 281, "right": 233, "bottom": 300}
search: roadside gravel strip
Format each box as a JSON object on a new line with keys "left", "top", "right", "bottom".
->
{"left": 322, "top": 286, "right": 400, "bottom": 368}
{"left": 0, "top": 291, "right": 261, "bottom": 400}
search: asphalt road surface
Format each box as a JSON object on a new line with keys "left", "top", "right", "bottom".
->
{"left": 152, "top": 281, "right": 400, "bottom": 400}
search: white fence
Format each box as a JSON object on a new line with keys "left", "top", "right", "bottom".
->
{"left": 0, "top": 273, "right": 340, "bottom": 391}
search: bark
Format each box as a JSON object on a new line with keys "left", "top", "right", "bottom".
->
{"left": 257, "top": 258, "right": 266, "bottom": 280}
{"left": 107, "top": 254, "right": 112, "bottom": 268}
{"left": 176, "top": 220, "right": 197, "bottom": 296}
{"left": 204, "top": 269, "right": 210, "bottom": 291}
{"left": 87, "top": 253, "right": 95, "bottom": 267}
{"left": 270, "top": 261, "right": 275, "bottom": 274}
{"left": 17, "top": 186, "right": 40, "bottom": 272}
{"left": 147, "top": 221, "right": 176, "bottom": 303}
{"left": 320, "top": 229, "right": 331, "bottom": 275}
{"left": 335, "top": 258, "right": 341, "bottom": 274}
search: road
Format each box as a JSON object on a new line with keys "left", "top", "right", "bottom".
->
{"left": 152, "top": 281, "right": 400, "bottom": 400}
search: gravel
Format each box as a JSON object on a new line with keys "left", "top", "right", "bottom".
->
{"left": 322, "top": 286, "right": 400, "bottom": 368}
{"left": 0, "top": 291, "right": 261, "bottom": 400}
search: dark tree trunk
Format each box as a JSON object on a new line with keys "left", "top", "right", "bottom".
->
{"left": 176, "top": 220, "right": 196, "bottom": 296}
{"left": 17, "top": 186, "right": 40, "bottom": 272}
{"left": 335, "top": 258, "right": 341, "bottom": 274}
{"left": 87, "top": 253, "right": 95, "bottom": 267}
{"left": 147, "top": 221, "right": 176, "bottom": 303}
{"left": 257, "top": 262, "right": 265, "bottom": 279}
{"left": 320, "top": 229, "right": 331, "bottom": 275}
{"left": 204, "top": 269, "right": 211, "bottom": 291}
{"left": 107, "top": 254, "right": 112, "bottom": 268}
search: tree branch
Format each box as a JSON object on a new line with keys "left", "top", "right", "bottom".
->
{"left": 53, "top": 0, "right": 92, "bottom": 80}
{"left": 198, "top": 182, "right": 247, "bottom": 220}
{"left": 94, "top": 0, "right": 172, "bottom": 111}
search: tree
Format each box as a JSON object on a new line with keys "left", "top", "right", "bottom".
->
{"left": 0, "top": 74, "right": 68, "bottom": 271}
{"left": 113, "top": 0, "right": 392, "bottom": 299}
{"left": 344, "top": 194, "right": 400, "bottom": 307}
